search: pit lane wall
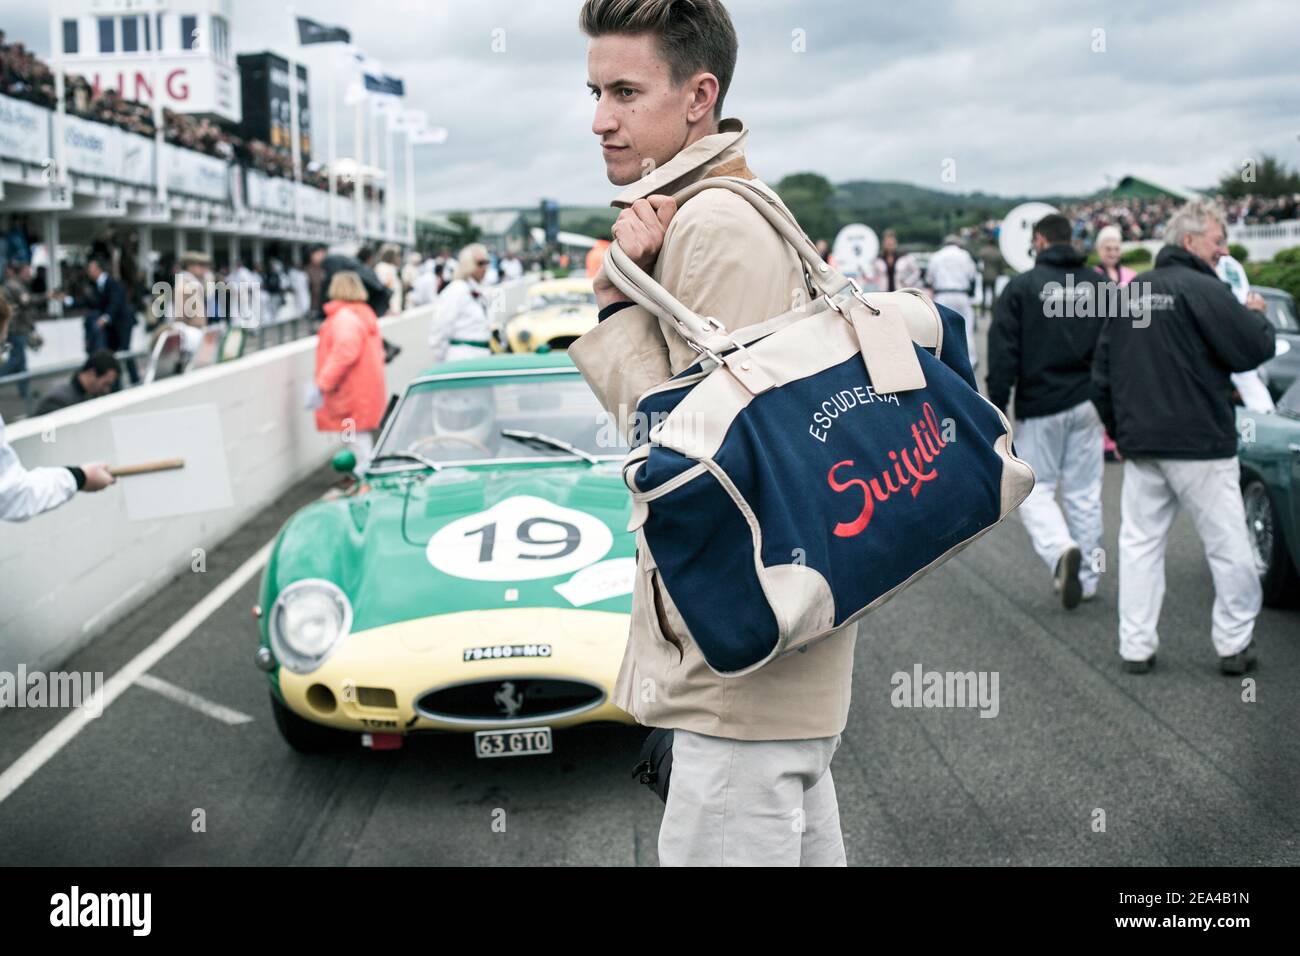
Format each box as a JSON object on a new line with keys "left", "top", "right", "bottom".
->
{"left": 0, "top": 305, "right": 440, "bottom": 675}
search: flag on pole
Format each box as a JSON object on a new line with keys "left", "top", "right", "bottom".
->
{"left": 390, "top": 109, "right": 428, "bottom": 133}
{"left": 296, "top": 17, "right": 351, "bottom": 45}
{"left": 410, "top": 127, "right": 449, "bottom": 145}
{"left": 363, "top": 73, "right": 405, "bottom": 97}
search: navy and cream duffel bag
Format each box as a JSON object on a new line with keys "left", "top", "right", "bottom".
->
{"left": 603, "top": 177, "right": 1035, "bottom": 677}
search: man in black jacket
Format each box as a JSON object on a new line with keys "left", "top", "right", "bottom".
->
{"left": 81, "top": 257, "right": 140, "bottom": 385}
{"left": 320, "top": 249, "right": 390, "bottom": 318}
{"left": 988, "top": 213, "right": 1107, "bottom": 609}
{"left": 1092, "top": 198, "right": 1275, "bottom": 675}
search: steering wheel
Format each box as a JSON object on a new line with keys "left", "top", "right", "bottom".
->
{"left": 407, "top": 434, "right": 492, "bottom": 456}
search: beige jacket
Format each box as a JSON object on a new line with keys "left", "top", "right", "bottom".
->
{"left": 568, "top": 118, "right": 857, "bottom": 741}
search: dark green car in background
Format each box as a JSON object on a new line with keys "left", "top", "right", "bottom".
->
{"left": 1238, "top": 379, "right": 1300, "bottom": 605}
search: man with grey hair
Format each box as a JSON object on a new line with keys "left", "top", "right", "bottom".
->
{"left": 1092, "top": 197, "right": 1274, "bottom": 675}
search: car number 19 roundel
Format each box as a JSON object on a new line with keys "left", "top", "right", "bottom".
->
{"left": 425, "top": 495, "right": 614, "bottom": 582}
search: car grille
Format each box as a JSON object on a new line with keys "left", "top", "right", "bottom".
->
{"left": 415, "top": 678, "right": 604, "bottom": 724}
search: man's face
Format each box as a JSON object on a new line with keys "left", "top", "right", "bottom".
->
{"left": 882, "top": 234, "right": 897, "bottom": 255}
{"left": 85, "top": 369, "right": 117, "bottom": 396}
{"left": 1183, "top": 217, "right": 1227, "bottom": 268}
{"left": 587, "top": 34, "right": 698, "bottom": 186}
{"left": 87, "top": 261, "right": 102, "bottom": 281}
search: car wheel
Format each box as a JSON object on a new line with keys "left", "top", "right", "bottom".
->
{"left": 270, "top": 692, "right": 352, "bottom": 753}
{"left": 1243, "top": 478, "right": 1300, "bottom": 607}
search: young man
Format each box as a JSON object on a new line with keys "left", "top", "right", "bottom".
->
{"left": 569, "top": 0, "right": 855, "bottom": 866}
{"left": 986, "top": 214, "right": 1106, "bottom": 609}
{"left": 1092, "top": 199, "right": 1275, "bottom": 675}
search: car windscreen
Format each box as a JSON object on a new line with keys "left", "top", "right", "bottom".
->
{"left": 1264, "top": 293, "right": 1300, "bottom": 333}
{"left": 375, "top": 374, "right": 628, "bottom": 465}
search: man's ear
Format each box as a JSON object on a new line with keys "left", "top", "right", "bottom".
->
{"left": 685, "top": 72, "right": 720, "bottom": 125}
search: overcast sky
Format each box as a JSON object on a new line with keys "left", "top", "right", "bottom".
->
{"left": 9, "top": 0, "right": 1300, "bottom": 214}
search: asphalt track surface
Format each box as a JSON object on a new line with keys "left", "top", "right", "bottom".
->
{"left": 1, "top": 339, "right": 1296, "bottom": 866}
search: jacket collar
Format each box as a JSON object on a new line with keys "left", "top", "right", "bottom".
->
{"left": 611, "top": 117, "right": 752, "bottom": 208}
{"left": 1038, "top": 243, "right": 1085, "bottom": 268}
{"left": 1156, "top": 245, "right": 1217, "bottom": 277}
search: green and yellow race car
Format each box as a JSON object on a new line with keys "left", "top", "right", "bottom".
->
{"left": 493, "top": 277, "right": 598, "bottom": 353}
{"left": 254, "top": 353, "right": 637, "bottom": 755}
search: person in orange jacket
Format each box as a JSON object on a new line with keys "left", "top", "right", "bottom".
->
{"left": 314, "top": 271, "right": 387, "bottom": 470}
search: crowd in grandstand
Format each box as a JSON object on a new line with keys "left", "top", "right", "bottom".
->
{"left": 960, "top": 190, "right": 1300, "bottom": 249}
{"left": 0, "top": 31, "right": 378, "bottom": 200}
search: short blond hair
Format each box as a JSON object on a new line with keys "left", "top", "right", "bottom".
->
{"left": 327, "top": 270, "right": 368, "bottom": 303}
{"left": 453, "top": 243, "right": 489, "bottom": 281}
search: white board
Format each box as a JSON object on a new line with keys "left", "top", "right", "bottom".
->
{"left": 831, "top": 223, "right": 879, "bottom": 280}
{"left": 109, "top": 404, "right": 234, "bottom": 521}
{"left": 998, "top": 202, "right": 1059, "bottom": 274}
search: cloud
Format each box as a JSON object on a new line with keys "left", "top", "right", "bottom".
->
{"left": 9, "top": 0, "right": 1299, "bottom": 214}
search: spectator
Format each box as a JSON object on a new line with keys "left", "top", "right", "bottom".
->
{"left": 306, "top": 245, "right": 328, "bottom": 320}
{"left": 871, "top": 229, "right": 922, "bottom": 292}
{"left": 987, "top": 213, "right": 1107, "bottom": 608}
{"left": 1093, "top": 226, "right": 1136, "bottom": 285}
{"left": 321, "top": 249, "right": 389, "bottom": 320}
{"left": 1092, "top": 198, "right": 1276, "bottom": 675}
{"left": 430, "top": 244, "right": 492, "bottom": 363}
{"left": 34, "top": 349, "right": 121, "bottom": 415}
{"left": 2, "top": 262, "right": 45, "bottom": 400}
{"left": 926, "top": 234, "right": 980, "bottom": 370}
{"left": 314, "top": 271, "right": 386, "bottom": 471}
{"left": 373, "top": 244, "right": 403, "bottom": 315}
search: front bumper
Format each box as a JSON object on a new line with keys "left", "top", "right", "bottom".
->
{"left": 271, "top": 607, "right": 634, "bottom": 734}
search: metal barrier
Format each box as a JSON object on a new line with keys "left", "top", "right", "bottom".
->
{"left": 0, "top": 311, "right": 317, "bottom": 420}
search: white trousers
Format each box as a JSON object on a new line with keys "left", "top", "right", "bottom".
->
{"left": 1014, "top": 400, "right": 1105, "bottom": 594}
{"left": 933, "top": 291, "right": 977, "bottom": 371}
{"left": 658, "top": 730, "right": 846, "bottom": 867}
{"left": 1118, "top": 457, "right": 1261, "bottom": 661}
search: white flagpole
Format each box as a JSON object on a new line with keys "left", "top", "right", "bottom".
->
{"left": 354, "top": 92, "right": 365, "bottom": 242}
{"left": 327, "top": 51, "right": 337, "bottom": 235}
{"left": 46, "top": 9, "right": 65, "bottom": 305}
{"left": 151, "top": 2, "right": 166, "bottom": 208}
{"left": 385, "top": 111, "right": 395, "bottom": 239}
{"left": 405, "top": 132, "right": 415, "bottom": 247}
{"left": 287, "top": 6, "right": 303, "bottom": 230}
{"left": 369, "top": 102, "right": 378, "bottom": 237}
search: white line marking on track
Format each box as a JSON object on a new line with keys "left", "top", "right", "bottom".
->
{"left": 134, "top": 674, "right": 254, "bottom": 726}
{"left": 0, "top": 539, "right": 274, "bottom": 806}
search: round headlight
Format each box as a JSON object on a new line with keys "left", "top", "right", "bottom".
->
{"left": 269, "top": 579, "right": 352, "bottom": 674}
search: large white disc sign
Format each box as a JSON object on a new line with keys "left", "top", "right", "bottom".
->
{"left": 426, "top": 495, "right": 613, "bottom": 582}
{"left": 998, "top": 202, "right": 1059, "bottom": 274}
{"left": 831, "top": 223, "right": 879, "bottom": 278}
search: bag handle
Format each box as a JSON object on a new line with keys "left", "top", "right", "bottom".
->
{"left": 603, "top": 176, "right": 926, "bottom": 393}
{"left": 604, "top": 177, "right": 852, "bottom": 350}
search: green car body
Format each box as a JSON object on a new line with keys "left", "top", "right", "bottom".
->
{"left": 256, "top": 353, "right": 638, "bottom": 752}
{"left": 1237, "top": 379, "right": 1300, "bottom": 606}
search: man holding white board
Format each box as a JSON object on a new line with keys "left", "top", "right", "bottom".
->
{"left": 0, "top": 298, "right": 115, "bottom": 522}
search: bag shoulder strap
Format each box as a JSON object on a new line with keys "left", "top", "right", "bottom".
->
{"left": 603, "top": 176, "right": 852, "bottom": 351}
